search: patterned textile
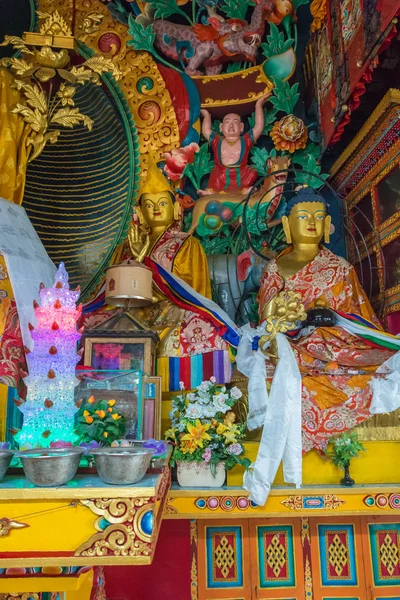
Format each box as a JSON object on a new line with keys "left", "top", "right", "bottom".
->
{"left": 258, "top": 247, "right": 396, "bottom": 453}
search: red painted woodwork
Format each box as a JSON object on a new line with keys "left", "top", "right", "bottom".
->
{"left": 104, "top": 519, "right": 192, "bottom": 600}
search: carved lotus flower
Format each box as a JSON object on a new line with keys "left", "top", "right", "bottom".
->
{"left": 270, "top": 115, "right": 308, "bottom": 153}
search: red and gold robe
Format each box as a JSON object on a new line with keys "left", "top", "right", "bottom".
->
{"left": 258, "top": 246, "right": 395, "bottom": 453}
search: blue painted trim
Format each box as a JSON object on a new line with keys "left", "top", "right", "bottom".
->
{"left": 257, "top": 524, "right": 295, "bottom": 588}
{"left": 369, "top": 523, "right": 400, "bottom": 587}
{"left": 206, "top": 525, "right": 243, "bottom": 589}
{"left": 318, "top": 524, "right": 357, "bottom": 587}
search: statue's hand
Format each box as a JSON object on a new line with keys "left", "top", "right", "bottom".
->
{"left": 128, "top": 223, "right": 151, "bottom": 263}
{"left": 256, "top": 92, "right": 271, "bottom": 108}
{"left": 200, "top": 109, "right": 211, "bottom": 119}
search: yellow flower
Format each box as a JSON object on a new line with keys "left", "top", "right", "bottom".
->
{"left": 181, "top": 419, "right": 211, "bottom": 448}
{"left": 223, "top": 424, "right": 240, "bottom": 445}
{"left": 85, "top": 416, "right": 93, "bottom": 424}
{"left": 95, "top": 410, "right": 106, "bottom": 419}
{"left": 108, "top": 399, "right": 116, "bottom": 407}
{"left": 111, "top": 413, "right": 121, "bottom": 421}
{"left": 180, "top": 439, "right": 198, "bottom": 454}
{"left": 83, "top": 410, "right": 90, "bottom": 417}
{"left": 216, "top": 423, "right": 227, "bottom": 435}
{"left": 87, "top": 395, "right": 95, "bottom": 404}
{"left": 103, "top": 432, "right": 108, "bottom": 438}
{"left": 270, "top": 115, "right": 308, "bottom": 153}
{"left": 107, "top": 407, "right": 112, "bottom": 413}
{"left": 164, "top": 427, "right": 177, "bottom": 441}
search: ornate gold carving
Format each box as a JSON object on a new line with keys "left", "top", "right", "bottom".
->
{"left": 301, "top": 517, "right": 310, "bottom": 545}
{"left": 191, "top": 555, "right": 198, "bottom": 600}
{"left": 259, "top": 290, "right": 306, "bottom": 350}
{"left": 330, "top": 89, "right": 400, "bottom": 178}
{"left": 82, "top": 13, "right": 105, "bottom": 35}
{"left": 0, "top": 517, "right": 29, "bottom": 537}
{"left": 190, "top": 519, "right": 197, "bottom": 545}
{"left": 214, "top": 535, "right": 235, "bottom": 578}
{"left": 327, "top": 534, "right": 348, "bottom": 576}
{"left": 310, "top": 0, "right": 327, "bottom": 32}
{"left": 379, "top": 533, "right": 400, "bottom": 575}
{"left": 281, "top": 494, "right": 345, "bottom": 510}
{"left": 165, "top": 496, "right": 178, "bottom": 515}
{"left": 305, "top": 555, "right": 313, "bottom": 598}
{"left": 266, "top": 534, "right": 286, "bottom": 577}
{"left": 0, "top": 12, "right": 121, "bottom": 163}
{"left": 75, "top": 497, "right": 153, "bottom": 558}
{"left": 75, "top": 0, "right": 180, "bottom": 183}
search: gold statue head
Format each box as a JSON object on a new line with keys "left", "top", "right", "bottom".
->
{"left": 282, "top": 188, "right": 331, "bottom": 245}
{"left": 136, "top": 157, "right": 179, "bottom": 229}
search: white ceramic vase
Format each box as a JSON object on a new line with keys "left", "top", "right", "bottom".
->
{"left": 176, "top": 460, "right": 226, "bottom": 487}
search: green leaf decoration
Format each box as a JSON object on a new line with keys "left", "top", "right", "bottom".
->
{"left": 248, "top": 107, "right": 278, "bottom": 136}
{"left": 220, "top": 0, "right": 255, "bottom": 21}
{"left": 226, "top": 62, "right": 247, "bottom": 73}
{"left": 127, "top": 15, "right": 155, "bottom": 53}
{"left": 270, "top": 78, "right": 300, "bottom": 114}
{"left": 261, "top": 23, "right": 294, "bottom": 58}
{"left": 295, "top": 155, "right": 329, "bottom": 189}
{"left": 199, "top": 234, "right": 231, "bottom": 255}
{"left": 326, "top": 432, "right": 366, "bottom": 470}
{"left": 183, "top": 143, "right": 213, "bottom": 190}
{"left": 292, "top": 143, "right": 321, "bottom": 167}
{"left": 250, "top": 146, "right": 271, "bottom": 175}
{"left": 142, "top": 0, "right": 193, "bottom": 23}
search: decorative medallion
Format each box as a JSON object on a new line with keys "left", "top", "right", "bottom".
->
{"left": 363, "top": 493, "right": 400, "bottom": 509}
{"left": 281, "top": 495, "right": 345, "bottom": 511}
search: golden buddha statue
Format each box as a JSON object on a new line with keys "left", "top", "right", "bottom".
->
{"left": 126, "top": 158, "right": 236, "bottom": 392}
{"left": 257, "top": 187, "right": 399, "bottom": 454}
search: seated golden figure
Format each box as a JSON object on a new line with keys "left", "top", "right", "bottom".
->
{"left": 127, "top": 158, "right": 235, "bottom": 392}
{"left": 258, "top": 187, "right": 399, "bottom": 453}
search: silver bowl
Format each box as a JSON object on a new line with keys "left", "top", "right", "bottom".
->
{"left": 18, "top": 447, "right": 84, "bottom": 487}
{"left": 92, "top": 447, "right": 154, "bottom": 485}
{"left": 0, "top": 450, "right": 14, "bottom": 481}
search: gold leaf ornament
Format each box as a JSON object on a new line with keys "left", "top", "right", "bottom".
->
{"left": 51, "top": 107, "right": 93, "bottom": 131}
{"left": 56, "top": 83, "right": 76, "bottom": 106}
{"left": 0, "top": 35, "right": 34, "bottom": 55}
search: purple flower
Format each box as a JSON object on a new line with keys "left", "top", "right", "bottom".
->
{"left": 202, "top": 447, "right": 212, "bottom": 463}
{"left": 0, "top": 442, "right": 9, "bottom": 450}
{"left": 143, "top": 439, "right": 167, "bottom": 455}
{"left": 227, "top": 443, "right": 242, "bottom": 456}
{"left": 80, "top": 441, "right": 101, "bottom": 453}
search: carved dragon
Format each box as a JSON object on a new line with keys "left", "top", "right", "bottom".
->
{"left": 144, "top": 0, "right": 294, "bottom": 76}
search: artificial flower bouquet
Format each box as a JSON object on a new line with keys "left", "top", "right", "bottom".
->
{"left": 76, "top": 395, "right": 126, "bottom": 446}
{"left": 165, "top": 378, "right": 250, "bottom": 475}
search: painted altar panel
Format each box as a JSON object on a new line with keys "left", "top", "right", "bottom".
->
{"left": 196, "top": 519, "right": 252, "bottom": 599}
{"left": 361, "top": 516, "right": 400, "bottom": 599}
{"left": 249, "top": 519, "right": 305, "bottom": 599}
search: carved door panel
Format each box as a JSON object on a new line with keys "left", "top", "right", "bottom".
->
{"left": 196, "top": 518, "right": 252, "bottom": 599}
{"left": 248, "top": 518, "right": 305, "bottom": 599}
{"left": 361, "top": 516, "right": 400, "bottom": 600}
{"left": 309, "top": 516, "right": 367, "bottom": 599}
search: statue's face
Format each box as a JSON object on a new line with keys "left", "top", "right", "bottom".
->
{"left": 220, "top": 113, "right": 244, "bottom": 139}
{"left": 287, "top": 201, "right": 326, "bottom": 244}
{"left": 140, "top": 191, "right": 174, "bottom": 228}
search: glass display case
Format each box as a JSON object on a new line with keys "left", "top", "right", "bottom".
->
{"left": 75, "top": 370, "right": 162, "bottom": 440}
{"left": 75, "top": 369, "right": 144, "bottom": 439}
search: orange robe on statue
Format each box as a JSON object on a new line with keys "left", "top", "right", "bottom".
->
{"left": 258, "top": 246, "right": 395, "bottom": 453}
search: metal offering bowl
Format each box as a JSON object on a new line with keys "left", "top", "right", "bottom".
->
{"left": 91, "top": 447, "right": 154, "bottom": 485}
{"left": 0, "top": 450, "right": 14, "bottom": 482}
{"left": 18, "top": 447, "right": 84, "bottom": 487}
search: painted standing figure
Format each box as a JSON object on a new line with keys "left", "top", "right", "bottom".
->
{"left": 199, "top": 94, "right": 270, "bottom": 196}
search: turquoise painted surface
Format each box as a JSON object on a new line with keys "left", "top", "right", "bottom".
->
{"left": 318, "top": 524, "right": 358, "bottom": 586}
{"left": 369, "top": 523, "right": 400, "bottom": 587}
{"left": 206, "top": 525, "right": 243, "bottom": 589}
{"left": 257, "top": 524, "right": 295, "bottom": 588}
